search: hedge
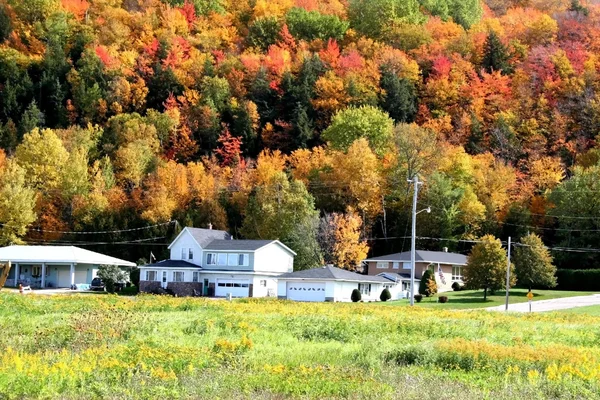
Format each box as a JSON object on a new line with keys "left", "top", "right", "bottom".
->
{"left": 556, "top": 269, "right": 600, "bottom": 291}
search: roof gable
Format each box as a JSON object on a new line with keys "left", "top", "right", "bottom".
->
{"left": 203, "top": 239, "right": 297, "bottom": 255}
{"left": 141, "top": 259, "right": 200, "bottom": 269}
{"left": 168, "top": 227, "right": 231, "bottom": 249}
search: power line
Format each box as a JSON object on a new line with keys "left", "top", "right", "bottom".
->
{"left": 499, "top": 221, "right": 600, "bottom": 232}
{"left": 366, "top": 235, "right": 600, "bottom": 254}
{"left": 25, "top": 220, "right": 177, "bottom": 235}
{"left": 508, "top": 210, "right": 600, "bottom": 220}
{"left": 23, "top": 236, "right": 170, "bottom": 246}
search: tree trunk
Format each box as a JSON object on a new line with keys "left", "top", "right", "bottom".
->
{"left": 483, "top": 287, "right": 487, "bottom": 301}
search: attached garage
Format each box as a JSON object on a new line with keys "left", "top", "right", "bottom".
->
{"left": 215, "top": 279, "right": 250, "bottom": 297}
{"left": 277, "top": 265, "right": 394, "bottom": 302}
{"left": 286, "top": 281, "right": 326, "bottom": 302}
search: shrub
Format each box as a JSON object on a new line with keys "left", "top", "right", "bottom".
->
{"left": 439, "top": 296, "right": 449, "bottom": 303}
{"left": 97, "top": 265, "right": 127, "bottom": 293}
{"left": 419, "top": 270, "right": 437, "bottom": 297}
{"left": 556, "top": 269, "right": 600, "bottom": 291}
{"left": 414, "top": 294, "right": 423, "bottom": 303}
{"left": 380, "top": 288, "right": 392, "bottom": 302}
{"left": 451, "top": 282, "right": 463, "bottom": 291}
{"left": 351, "top": 288, "right": 362, "bottom": 302}
{"left": 130, "top": 266, "right": 140, "bottom": 288}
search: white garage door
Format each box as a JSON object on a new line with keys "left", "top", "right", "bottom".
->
{"left": 57, "top": 269, "right": 71, "bottom": 287}
{"left": 74, "top": 271, "right": 88, "bottom": 285}
{"left": 286, "top": 282, "right": 326, "bottom": 302}
{"left": 215, "top": 279, "right": 250, "bottom": 297}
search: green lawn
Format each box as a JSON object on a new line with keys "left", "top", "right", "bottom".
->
{"left": 377, "top": 288, "right": 597, "bottom": 309}
{"left": 554, "top": 305, "right": 600, "bottom": 316}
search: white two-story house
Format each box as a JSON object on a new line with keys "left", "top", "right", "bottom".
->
{"left": 138, "top": 226, "right": 296, "bottom": 297}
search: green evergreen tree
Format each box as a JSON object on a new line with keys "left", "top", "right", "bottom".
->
{"left": 351, "top": 288, "right": 362, "bottom": 302}
{"left": 19, "top": 100, "right": 45, "bottom": 139}
{"left": 481, "top": 31, "right": 512, "bottom": 75}
{"left": 419, "top": 269, "right": 438, "bottom": 297}
{"left": 379, "top": 67, "right": 417, "bottom": 123}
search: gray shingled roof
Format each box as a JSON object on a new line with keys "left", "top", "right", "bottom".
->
{"left": 364, "top": 250, "right": 467, "bottom": 265}
{"left": 204, "top": 239, "right": 275, "bottom": 251}
{"left": 187, "top": 227, "right": 231, "bottom": 247}
{"left": 278, "top": 265, "right": 389, "bottom": 283}
{"left": 142, "top": 259, "right": 201, "bottom": 269}
{"left": 378, "top": 272, "right": 414, "bottom": 282}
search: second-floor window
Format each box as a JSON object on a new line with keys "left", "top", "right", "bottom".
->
{"left": 217, "top": 253, "right": 227, "bottom": 266}
{"left": 188, "top": 248, "right": 194, "bottom": 260}
{"left": 392, "top": 262, "right": 399, "bottom": 269}
{"left": 181, "top": 248, "right": 186, "bottom": 260}
{"left": 403, "top": 262, "right": 412, "bottom": 270}
{"left": 228, "top": 253, "right": 238, "bottom": 266}
{"left": 376, "top": 262, "right": 388, "bottom": 269}
{"left": 207, "top": 253, "right": 216, "bottom": 265}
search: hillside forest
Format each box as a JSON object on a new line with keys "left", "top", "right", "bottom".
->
{"left": 0, "top": 0, "right": 599, "bottom": 270}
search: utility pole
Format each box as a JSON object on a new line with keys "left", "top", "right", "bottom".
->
{"left": 408, "top": 175, "right": 422, "bottom": 306}
{"left": 504, "top": 236, "right": 511, "bottom": 311}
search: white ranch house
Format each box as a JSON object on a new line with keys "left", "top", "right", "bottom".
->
{"left": 0, "top": 245, "right": 135, "bottom": 289}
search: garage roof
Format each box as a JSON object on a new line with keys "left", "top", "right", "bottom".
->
{"left": 278, "top": 265, "right": 389, "bottom": 283}
{"left": 0, "top": 245, "right": 136, "bottom": 266}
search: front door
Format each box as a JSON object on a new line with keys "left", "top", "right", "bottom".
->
{"left": 161, "top": 271, "right": 168, "bottom": 289}
{"left": 203, "top": 279, "right": 209, "bottom": 296}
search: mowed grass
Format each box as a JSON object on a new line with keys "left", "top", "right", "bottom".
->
{"left": 554, "top": 305, "right": 600, "bottom": 316}
{"left": 378, "top": 288, "right": 597, "bottom": 309}
{"left": 1, "top": 293, "right": 600, "bottom": 399}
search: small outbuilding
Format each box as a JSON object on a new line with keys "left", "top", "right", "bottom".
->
{"left": 0, "top": 245, "right": 136, "bottom": 289}
{"left": 277, "top": 265, "right": 396, "bottom": 302}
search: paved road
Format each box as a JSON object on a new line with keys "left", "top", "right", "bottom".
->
{"left": 485, "top": 294, "right": 600, "bottom": 312}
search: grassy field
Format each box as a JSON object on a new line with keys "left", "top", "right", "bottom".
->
{"left": 378, "top": 288, "right": 597, "bottom": 309}
{"left": 1, "top": 293, "right": 600, "bottom": 399}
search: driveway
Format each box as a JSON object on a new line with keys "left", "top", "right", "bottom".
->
{"left": 485, "top": 294, "right": 600, "bottom": 312}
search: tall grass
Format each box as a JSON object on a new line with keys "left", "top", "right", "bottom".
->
{"left": 0, "top": 293, "right": 599, "bottom": 399}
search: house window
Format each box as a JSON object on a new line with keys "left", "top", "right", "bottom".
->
{"left": 173, "top": 271, "right": 184, "bottom": 282}
{"left": 376, "top": 262, "right": 388, "bottom": 269}
{"left": 260, "top": 280, "right": 267, "bottom": 287}
{"left": 392, "top": 262, "right": 399, "bottom": 269}
{"left": 146, "top": 270, "right": 158, "bottom": 281}
{"left": 207, "top": 253, "right": 217, "bottom": 265}
{"left": 238, "top": 254, "right": 249, "bottom": 266}
{"left": 188, "top": 248, "right": 194, "bottom": 260}
{"left": 192, "top": 271, "right": 199, "bottom": 282}
{"left": 358, "top": 283, "right": 371, "bottom": 295}
{"left": 452, "top": 265, "right": 463, "bottom": 281}
{"left": 402, "top": 262, "right": 412, "bottom": 270}
{"left": 217, "top": 253, "right": 227, "bottom": 266}
{"left": 181, "top": 248, "right": 186, "bottom": 260}
{"left": 227, "top": 253, "right": 238, "bottom": 266}
{"left": 32, "top": 266, "right": 42, "bottom": 277}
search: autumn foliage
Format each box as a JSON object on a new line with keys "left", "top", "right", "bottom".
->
{"left": 0, "top": 0, "right": 598, "bottom": 269}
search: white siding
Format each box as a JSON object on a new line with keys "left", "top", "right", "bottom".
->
{"left": 169, "top": 231, "right": 202, "bottom": 266}
{"left": 251, "top": 276, "right": 278, "bottom": 297}
{"left": 253, "top": 243, "right": 293, "bottom": 274}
